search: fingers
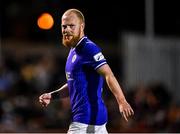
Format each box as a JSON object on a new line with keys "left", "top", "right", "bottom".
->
{"left": 39, "top": 93, "right": 51, "bottom": 107}
{"left": 120, "top": 103, "right": 134, "bottom": 122}
{"left": 121, "top": 111, "right": 128, "bottom": 122}
{"left": 126, "top": 107, "right": 134, "bottom": 117}
{"left": 41, "top": 101, "right": 47, "bottom": 107}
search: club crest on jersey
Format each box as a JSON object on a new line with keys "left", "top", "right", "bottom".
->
{"left": 66, "top": 72, "right": 73, "bottom": 80}
{"left": 93, "top": 52, "right": 105, "bottom": 62}
{"left": 72, "top": 55, "right": 77, "bottom": 63}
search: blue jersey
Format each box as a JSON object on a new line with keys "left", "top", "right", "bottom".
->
{"left": 65, "top": 36, "right": 108, "bottom": 125}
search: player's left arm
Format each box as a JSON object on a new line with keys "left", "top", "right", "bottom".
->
{"left": 97, "top": 64, "right": 134, "bottom": 122}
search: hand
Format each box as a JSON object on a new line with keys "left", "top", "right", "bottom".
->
{"left": 119, "top": 100, "right": 134, "bottom": 122}
{"left": 39, "top": 93, "right": 51, "bottom": 107}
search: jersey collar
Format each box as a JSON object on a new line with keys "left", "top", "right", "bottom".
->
{"left": 74, "top": 36, "right": 87, "bottom": 48}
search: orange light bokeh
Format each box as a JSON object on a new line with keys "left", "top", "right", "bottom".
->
{"left": 37, "top": 13, "right": 54, "bottom": 30}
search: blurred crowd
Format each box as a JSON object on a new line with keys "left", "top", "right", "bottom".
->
{"left": 0, "top": 50, "right": 180, "bottom": 133}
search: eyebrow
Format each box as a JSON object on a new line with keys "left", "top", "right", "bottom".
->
{"left": 61, "top": 24, "right": 75, "bottom": 27}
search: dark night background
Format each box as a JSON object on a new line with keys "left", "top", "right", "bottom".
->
{"left": 2, "top": 0, "right": 180, "bottom": 42}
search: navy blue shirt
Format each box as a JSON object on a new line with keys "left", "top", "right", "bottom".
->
{"left": 65, "top": 36, "right": 108, "bottom": 125}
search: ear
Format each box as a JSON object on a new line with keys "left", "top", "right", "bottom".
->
{"left": 81, "top": 23, "right": 85, "bottom": 30}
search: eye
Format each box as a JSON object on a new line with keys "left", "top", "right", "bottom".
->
{"left": 69, "top": 24, "right": 75, "bottom": 29}
{"left": 61, "top": 25, "right": 67, "bottom": 29}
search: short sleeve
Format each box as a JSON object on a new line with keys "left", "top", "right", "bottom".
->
{"left": 83, "top": 43, "right": 107, "bottom": 70}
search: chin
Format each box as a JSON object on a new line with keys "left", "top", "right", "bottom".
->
{"left": 63, "top": 39, "right": 79, "bottom": 47}
{"left": 63, "top": 40, "right": 74, "bottom": 48}
{"left": 63, "top": 43, "right": 72, "bottom": 48}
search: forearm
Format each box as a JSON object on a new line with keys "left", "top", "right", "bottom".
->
{"left": 49, "top": 83, "right": 69, "bottom": 99}
{"left": 97, "top": 64, "right": 134, "bottom": 121}
{"left": 105, "top": 74, "right": 126, "bottom": 104}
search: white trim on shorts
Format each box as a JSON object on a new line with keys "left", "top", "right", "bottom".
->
{"left": 67, "top": 122, "right": 108, "bottom": 134}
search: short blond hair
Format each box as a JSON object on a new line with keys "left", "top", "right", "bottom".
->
{"left": 63, "top": 9, "right": 85, "bottom": 24}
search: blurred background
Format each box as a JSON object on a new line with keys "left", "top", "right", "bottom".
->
{"left": 1, "top": 0, "right": 180, "bottom": 132}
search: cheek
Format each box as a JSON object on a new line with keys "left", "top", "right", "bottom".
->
{"left": 75, "top": 27, "right": 81, "bottom": 34}
{"left": 72, "top": 30, "right": 78, "bottom": 35}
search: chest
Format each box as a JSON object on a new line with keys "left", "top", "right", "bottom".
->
{"left": 65, "top": 50, "right": 83, "bottom": 72}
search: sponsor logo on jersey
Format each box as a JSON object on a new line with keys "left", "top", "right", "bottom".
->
{"left": 93, "top": 52, "right": 105, "bottom": 62}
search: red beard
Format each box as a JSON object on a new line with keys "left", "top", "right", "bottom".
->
{"left": 62, "top": 34, "right": 80, "bottom": 48}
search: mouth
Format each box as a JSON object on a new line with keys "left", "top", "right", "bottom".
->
{"left": 64, "top": 35, "right": 72, "bottom": 40}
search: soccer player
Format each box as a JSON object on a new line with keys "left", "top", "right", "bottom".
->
{"left": 39, "top": 8, "right": 134, "bottom": 134}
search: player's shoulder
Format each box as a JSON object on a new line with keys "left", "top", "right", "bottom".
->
{"left": 83, "top": 38, "right": 101, "bottom": 54}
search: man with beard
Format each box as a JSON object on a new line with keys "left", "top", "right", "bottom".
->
{"left": 39, "top": 8, "right": 134, "bottom": 134}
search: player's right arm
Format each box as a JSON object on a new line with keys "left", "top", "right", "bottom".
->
{"left": 39, "top": 83, "right": 69, "bottom": 107}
